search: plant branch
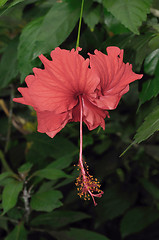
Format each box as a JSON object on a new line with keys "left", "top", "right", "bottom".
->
{"left": 0, "top": 98, "right": 29, "bottom": 135}
{"left": 0, "top": 150, "right": 21, "bottom": 180}
{"left": 5, "top": 85, "right": 14, "bottom": 153}
{"left": 22, "top": 181, "right": 31, "bottom": 223}
{"left": 0, "top": 150, "right": 14, "bottom": 174}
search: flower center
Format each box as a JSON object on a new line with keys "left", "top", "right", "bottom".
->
{"left": 74, "top": 92, "right": 83, "bottom": 100}
{"left": 75, "top": 95, "right": 103, "bottom": 206}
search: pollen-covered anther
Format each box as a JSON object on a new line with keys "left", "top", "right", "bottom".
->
{"left": 75, "top": 163, "right": 103, "bottom": 206}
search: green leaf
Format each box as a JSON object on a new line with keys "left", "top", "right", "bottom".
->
{"left": 144, "top": 49, "right": 159, "bottom": 75}
{"left": 0, "top": 0, "right": 8, "bottom": 7}
{"left": 0, "top": 38, "right": 18, "bottom": 89}
{"left": 82, "top": 135, "right": 93, "bottom": 148}
{"left": 120, "top": 207, "right": 159, "bottom": 237}
{"left": 67, "top": 228, "right": 110, "bottom": 240}
{"left": 18, "top": 162, "right": 33, "bottom": 174}
{"left": 150, "top": 64, "right": 159, "bottom": 92}
{"left": 7, "top": 208, "right": 23, "bottom": 221}
{"left": 33, "top": 0, "right": 80, "bottom": 58}
{"left": 121, "top": 106, "right": 159, "bottom": 156}
{"left": 138, "top": 49, "right": 159, "bottom": 107}
{"left": 30, "top": 190, "right": 63, "bottom": 212}
{"left": 139, "top": 178, "right": 159, "bottom": 199}
{"left": 33, "top": 168, "right": 71, "bottom": 180}
{"left": 2, "top": 179, "right": 23, "bottom": 214}
{"left": 46, "top": 155, "right": 76, "bottom": 170}
{"left": 97, "top": 184, "right": 137, "bottom": 222}
{"left": 83, "top": 5, "right": 101, "bottom": 31}
{"left": 18, "top": 17, "right": 43, "bottom": 81}
{"left": 94, "top": 0, "right": 102, "bottom": 3}
{"left": 53, "top": 168, "right": 77, "bottom": 189}
{"left": 103, "top": 0, "right": 152, "bottom": 34}
{"left": 18, "top": 0, "right": 80, "bottom": 81}
{"left": 0, "top": 217, "right": 8, "bottom": 231}
{"left": 5, "top": 222, "right": 27, "bottom": 240}
{"left": 0, "top": 0, "right": 25, "bottom": 16}
{"left": 26, "top": 133, "right": 77, "bottom": 165}
{"left": 4, "top": 0, "right": 25, "bottom": 8}
{"left": 31, "top": 211, "right": 90, "bottom": 229}
{"left": 103, "top": 8, "right": 130, "bottom": 34}
{"left": 134, "top": 106, "right": 159, "bottom": 143}
{"left": 149, "top": 34, "right": 159, "bottom": 50}
{"left": 139, "top": 78, "right": 159, "bottom": 107}
{"left": 0, "top": 172, "right": 11, "bottom": 182}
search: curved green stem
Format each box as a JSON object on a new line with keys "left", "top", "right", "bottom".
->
{"left": 76, "top": 0, "right": 85, "bottom": 49}
{"left": 0, "top": 150, "right": 21, "bottom": 180}
{"left": 5, "top": 85, "right": 14, "bottom": 153}
{"left": 0, "top": 150, "right": 14, "bottom": 174}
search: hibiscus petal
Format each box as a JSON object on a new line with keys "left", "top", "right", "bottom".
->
{"left": 71, "top": 103, "right": 80, "bottom": 123}
{"left": 27, "top": 48, "right": 99, "bottom": 113}
{"left": 46, "top": 130, "right": 61, "bottom": 138}
{"left": 13, "top": 97, "right": 26, "bottom": 105}
{"left": 13, "top": 75, "right": 36, "bottom": 107}
{"left": 96, "top": 86, "right": 129, "bottom": 110}
{"left": 37, "top": 110, "right": 72, "bottom": 133}
{"left": 25, "top": 75, "right": 35, "bottom": 87}
{"left": 89, "top": 46, "right": 143, "bottom": 110}
{"left": 13, "top": 87, "right": 32, "bottom": 106}
{"left": 45, "top": 119, "right": 69, "bottom": 138}
{"left": 82, "top": 97, "right": 109, "bottom": 130}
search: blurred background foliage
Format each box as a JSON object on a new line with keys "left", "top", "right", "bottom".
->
{"left": 0, "top": 0, "right": 159, "bottom": 239}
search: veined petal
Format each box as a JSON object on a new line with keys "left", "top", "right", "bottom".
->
{"left": 45, "top": 116, "right": 70, "bottom": 138}
{"left": 96, "top": 86, "right": 129, "bottom": 110}
{"left": 82, "top": 97, "right": 109, "bottom": 130}
{"left": 13, "top": 75, "right": 37, "bottom": 108}
{"left": 37, "top": 110, "right": 72, "bottom": 134}
{"left": 25, "top": 75, "right": 35, "bottom": 87}
{"left": 89, "top": 46, "right": 143, "bottom": 110}
{"left": 13, "top": 87, "right": 33, "bottom": 106}
{"left": 27, "top": 48, "right": 99, "bottom": 113}
{"left": 46, "top": 130, "right": 61, "bottom": 138}
{"left": 70, "top": 97, "right": 109, "bottom": 130}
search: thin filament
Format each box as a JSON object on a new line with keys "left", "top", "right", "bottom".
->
{"left": 79, "top": 95, "right": 83, "bottom": 174}
{"left": 76, "top": 95, "right": 103, "bottom": 206}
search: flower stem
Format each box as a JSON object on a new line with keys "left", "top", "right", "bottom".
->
{"left": 79, "top": 95, "right": 84, "bottom": 174}
{"left": 76, "top": 0, "right": 85, "bottom": 49}
{"left": 76, "top": 96, "right": 104, "bottom": 206}
{"left": 77, "top": 96, "right": 103, "bottom": 206}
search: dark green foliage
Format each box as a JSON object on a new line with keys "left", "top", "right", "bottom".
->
{"left": 31, "top": 210, "right": 91, "bottom": 228}
{"left": 18, "top": 0, "right": 81, "bottom": 81}
{"left": 2, "top": 179, "right": 23, "bottom": 214}
{"left": 103, "top": 0, "right": 152, "bottom": 34}
{"left": 120, "top": 207, "right": 159, "bottom": 237}
{"left": 0, "top": 0, "right": 159, "bottom": 239}
{"left": 134, "top": 106, "right": 159, "bottom": 143}
{"left": 30, "top": 190, "right": 63, "bottom": 212}
{"left": 0, "top": 38, "right": 19, "bottom": 89}
{"left": 5, "top": 222, "right": 28, "bottom": 240}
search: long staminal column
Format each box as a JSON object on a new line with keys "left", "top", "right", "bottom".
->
{"left": 75, "top": 95, "right": 104, "bottom": 206}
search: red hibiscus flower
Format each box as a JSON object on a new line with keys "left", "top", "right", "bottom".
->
{"left": 13, "top": 46, "right": 142, "bottom": 205}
